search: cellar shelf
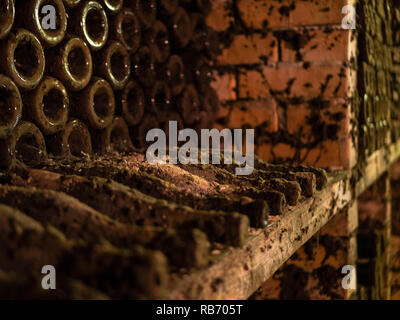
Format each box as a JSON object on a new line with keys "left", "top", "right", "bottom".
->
{"left": 167, "top": 140, "right": 400, "bottom": 300}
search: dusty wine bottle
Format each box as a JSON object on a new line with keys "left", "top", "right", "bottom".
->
{"left": 202, "top": 85, "right": 221, "bottom": 120}
{"left": 22, "top": 76, "right": 69, "bottom": 135}
{"left": 180, "top": 84, "right": 200, "bottom": 125}
{"left": 0, "top": 188, "right": 168, "bottom": 299}
{"left": 131, "top": 46, "right": 156, "bottom": 88}
{"left": 145, "top": 20, "right": 170, "bottom": 63}
{"left": 185, "top": 0, "right": 212, "bottom": 15}
{"left": 94, "top": 41, "right": 131, "bottom": 90}
{"left": 46, "top": 119, "right": 92, "bottom": 158}
{"left": 0, "top": 121, "right": 47, "bottom": 168}
{"left": 148, "top": 81, "right": 171, "bottom": 116}
{"left": 0, "top": 0, "right": 14, "bottom": 40}
{"left": 99, "top": 0, "right": 123, "bottom": 13}
{"left": 133, "top": 114, "right": 159, "bottom": 150}
{"left": 0, "top": 29, "right": 45, "bottom": 90}
{"left": 119, "top": 80, "right": 145, "bottom": 126}
{"left": 0, "top": 75, "right": 22, "bottom": 139}
{"left": 194, "top": 57, "right": 214, "bottom": 88}
{"left": 161, "top": 55, "right": 185, "bottom": 96}
{"left": 16, "top": 0, "right": 67, "bottom": 47}
{"left": 169, "top": 6, "right": 192, "bottom": 48}
{"left": 129, "top": 0, "right": 157, "bottom": 29}
{"left": 158, "top": 0, "right": 178, "bottom": 16}
{"left": 62, "top": 0, "right": 81, "bottom": 7}
{"left": 69, "top": 1, "right": 109, "bottom": 51}
{"left": 110, "top": 8, "right": 141, "bottom": 53}
{"left": 190, "top": 14, "right": 221, "bottom": 58}
{"left": 157, "top": 110, "right": 184, "bottom": 141}
{"left": 190, "top": 13, "right": 207, "bottom": 52}
{"left": 91, "top": 116, "right": 133, "bottom": 153}
{"left": 71, "top": 77, "right": 115, "bottom": 129}
{"left": 46, "top": 36, "right": 93, "bottom": 92}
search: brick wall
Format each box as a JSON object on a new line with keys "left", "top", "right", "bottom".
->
{"left": 207, "top": 0, "right": 354, "bottom": 168}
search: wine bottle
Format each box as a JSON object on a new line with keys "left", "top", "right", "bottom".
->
{"left": 133, "top": 114, "right": 159, "bottom": 150}
{"left": 189, "top": 14, "right": 221, "bottom": 58}
{"left": 94, "top": 41, "right": 131, "bottom": 90}
{"left": 169, "top": 6, "right": 192, "bottom": 48}
{"left": 145, "top": 20, "right": 170, "bottom": 63}
{"left": 91, "top": 116, "right": 133, "bottom": 153}
{"left": 180, "top": 84, "right": 200, "bottom": 125}
{"left": 118, "top": 80, "right": 145, "bottom": 126}
{"left": 147, "top": 81, "right": 171, "bottom": 116}
{"left": 0, "top": 0, "right": 14, "bottom": 40}
{"left": 0, "top": 121, "right": 47, "bottom": 168}
{"left": 202, "top": 85, "right": 221, "bottom": 123}
{"left": 161, "top": 55, "right": 186, "bottom": 96}
{"left": 0, "top": 29, "right": 45, "bottom": 90}
{"left": 22, "top": 76, "right": 69, "bottom": 135}
{"left": 68, "top": 1, "right": 109, "bottom": 51}
{"left": 0, "top": 74, "right": 22, "bottom": 139}
{"left": 46, "top": 119, "right": 92, "bottom": 158}
{"left": 129, "top": 0, "right": 157, "bottom": 29}
{"left": 99, "top": 0, "right": 123, "bottom": 13}
{"left": 71, "top": 77, "right": 115, "bottom": 129}
{"left": 110, "top": 8, "right": 141, "bottom": 53}
{"left": 46, "top": 36, "right": 93, "bottom": 92}
{"left": 15, "top": 0, "right": 67, "bottom": 47}
{"left": 131, "top": 46, "right": 157, "bottom": 88}
{"left": 158, "top": 0, "right": 178, "bottom": 16}
{"left": 184, "top": 0, "right": 212, "bottom": 15}
{"left": 62, "top": 0, "right": 81, "bottom": 8}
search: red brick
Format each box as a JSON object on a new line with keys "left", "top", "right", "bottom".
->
{"left": 271, "top": 143, "right": 297, "bottom": 161}
{"left": 289, "top": 0, "right": 350, "bottom": 27}
{"left": 217, "top": 99, "right": 278, "bottom": 133}
{"left": 238, "top": 70, "right": 271, "bottom": 99}
{"left": 320, "top": 98, "right": 350, "bottom": 139}
{"left": 261, "top": 63, "right": 349, "bottom": 98}
{"left": 217, "top": 33, "right": 278, "bottom": 65}
{"left": 285, "top": 103, "right": 312, "bottom": 141}
{"left": 211, "top": 72, "right": 237, "bottom": 101}
{"left": 206, "top": 0, "right": 232, "bottom": 32}
{"left": 280, "top": 98, "right": 349, "bottom": 143}
{"left": 237, "top": 0, "right": 293, "bottom": 29}
{"left": 300, "top": 138, "right": 350, "bottom": 169}
{"left": 281, "top": 29, "right": 349, "bottom": 62}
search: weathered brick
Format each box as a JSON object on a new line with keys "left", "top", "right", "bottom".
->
{"left": 261, "top": 63, "right": 349, "bottom": 98}
{"left": 271, "top": 143, "right": 297, "bottom": 161}
{"left": 218, "top": 33, "right": 278, "bottom": 65}
{"left": 206, "top": 0, "right": 232, "bottom": 32}
{"left": 289, "top": 0, "right": 349, "bottom": 27}
{"left": 239, "top": 63, "right": 349, "bottom": 100}
{"left": 217, "top": 99, "right": 278, "bottom": 132}
{"left": 238, "top": 69, "right": 271, "bottom": 99}
{"left": 300, "top": 138, "right": 350, "bottom": 168}
{"left": 211, "top": 72, "right": 237, "bottom": 101}
{"left": 237, "top": 0, "right": 292, "bottom": 29}
{"left": 281, "top": 28, "right": 349, "bottom": 62}
{"left": 281, "top": 99, "right": 349, "bottom": 144}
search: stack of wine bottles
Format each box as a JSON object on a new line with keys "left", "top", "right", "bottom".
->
{"left": 357, "top": 1, "right": 392, "bottom": 157}
{"left": 0, "top": 0, "right": 221, "bottom": 169}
